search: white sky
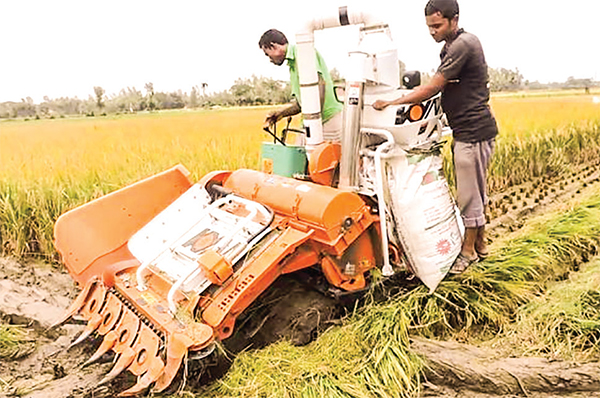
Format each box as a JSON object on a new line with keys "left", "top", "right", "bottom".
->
{"left": 1, "top": 0, "right": 599, "bottom": 103}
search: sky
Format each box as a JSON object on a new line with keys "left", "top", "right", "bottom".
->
{"left": 1, "top": 0, "right": 599, "bottom": 103}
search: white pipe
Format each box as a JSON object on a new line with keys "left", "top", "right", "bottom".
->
{"left": 295, "top": 32, "right": 323, "bottom": 147}
{"left": 362, "top": 127, "right": 396, "bottom": 276}
{"left": 301, "top": 6, "right": 385, "bottom": 33}
{"left": 295, "top": 6, "right": 387, "bottom": 148}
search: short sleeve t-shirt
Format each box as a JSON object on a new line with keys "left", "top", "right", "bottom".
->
{"left": 286, "top": 44, "right": 343, "bottom": 124}
{"left": 437, "top": 29, "right": 498, "bottom": 143}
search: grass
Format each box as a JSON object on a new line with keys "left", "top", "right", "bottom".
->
{"left": 0, "top": 324, "right": 35, "bottom": 359}
{"left": 203, "top": 298, "right": 422, "bottom": 398}
{"left": 495, "top": 257, "right": 600, "bottom": 361}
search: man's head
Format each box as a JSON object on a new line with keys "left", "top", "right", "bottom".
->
{"left": 424, "top": 0, "right": 459, "bottom": 43}
{"left": 259, "top": 29, "right": 288, "bottom": 66}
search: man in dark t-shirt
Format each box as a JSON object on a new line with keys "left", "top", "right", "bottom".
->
{"left": 373, "top": 0, "right": 498, "bottom": 273}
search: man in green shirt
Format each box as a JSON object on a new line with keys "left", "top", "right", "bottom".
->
{"left": 259, "top": 29, "right": 343, "bottom": 142}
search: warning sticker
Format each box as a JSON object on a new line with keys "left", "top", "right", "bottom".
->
{"left": 140, "top": 292, "right": 158, "bottom": 306}
{"left": 262, "top": 158, "right": 274, "bottom": 174}
{"left": 295, "top": 184, "right": 311, "bottom": 193}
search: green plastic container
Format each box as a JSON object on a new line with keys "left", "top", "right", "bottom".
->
{"left": 260, "top": 142, "right": 307, "bottom": 178}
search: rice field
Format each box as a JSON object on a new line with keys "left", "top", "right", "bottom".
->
{"left": 0, "top": 91, "right": 599, "bottom": 396}
{"left": 0, "top": 91, "right": 598, "bottom": 259}
{"left": 0, "top": 108, "right": 268, "bottom": 258}
{"left": 488, "top": 92, "right": 600, "bottom": 191}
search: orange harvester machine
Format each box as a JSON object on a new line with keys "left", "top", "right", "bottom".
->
{"left": 51, "top": 5, "right": 456, "bottom": 395}
{"left": 53, "top": 165, "right": 380, "bottom": 396}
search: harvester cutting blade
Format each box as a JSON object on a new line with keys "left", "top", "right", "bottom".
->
{"left": 99, "top": 346, "right": 136, "bottom": 386}
{"left": 68, "top": 312, "right": 102, "bottom": 349}
{"left": 50, "top": 279, "right": 99, "bottom": 329}
{"left": 118, "top": 357, "right": 165, "bottom": 397}
{"left": 111, "top": 307, "right": 141, "bottom": 354}
{"left": 126, "top": 324, "right": 162, "bottom": 375}
{"left": 97, "top": 294, "right": 124, "bottom": 334}
{"left": 151, "top": 333, "right": 193, "bottom": 393}
{"left": 83, "top": 330, "right": 118, "bottom": 367}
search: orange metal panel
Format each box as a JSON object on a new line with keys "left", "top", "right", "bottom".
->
{"left": 198, "top": 249, "right": 233, "bottom": 285}
{"left": 308, "top": 142, "right": 341, "bottom": 186}
{"left": 54, "top": 165, "right": 193, "bottom": 286}
{"left": 202, "top": 227, "right": 313, "bottom": 336}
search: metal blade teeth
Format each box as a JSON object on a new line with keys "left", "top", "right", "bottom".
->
{"left": 98, "top": 347, "right": 136, "bottom": 386}
{"left": 69, "top": 312, "right": 102, "bottom": 349}
{"left": 66, "top": 285, "right": 211, "bottom": 394}
{"left": 83, "top": 330, "right": 118, "bottom": 367}
{"left": 50, "top": 279, "right": 98, "bottom": 329}
{"left": 151, "top": 334, "right": 193, "bottom": 393}
{"left": 118, "top": 357, "right": 165, "bottom": 397}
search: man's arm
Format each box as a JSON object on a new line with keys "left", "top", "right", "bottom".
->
{"left": 263, "top": 73, "right": 327, "bottom": 128}
{"left": 263, "top": 100, "right": 301, "bottom": 128}
{"left": 372, "top": 72, "right": 447, "bottom": 110}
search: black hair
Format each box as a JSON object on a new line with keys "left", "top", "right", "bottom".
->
{"left": 424, "top": 0, "right": 459, "bottom": 20}
{"left": 258, "top": 29, "right": 288, "bottom": 49}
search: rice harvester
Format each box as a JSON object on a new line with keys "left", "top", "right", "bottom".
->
{"left": 52, "top": 6, "right": 462, "bottom": 396}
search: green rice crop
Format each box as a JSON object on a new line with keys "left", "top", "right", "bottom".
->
{"left": 497, "top": 258, "right": 600, "bottom": 361}
{"left": 203, "top": 299, "right": 421, "bottom": 398}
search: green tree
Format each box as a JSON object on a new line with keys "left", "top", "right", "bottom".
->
{"left": 230, "top": 78, "right": 255, "bottom": 105}
{"left": 189, "top": 86, "right": 199, "bottom": 108}
{"left": 93, "top": 86, "right": 105, "bottom": 109}
{"left": 488, "top": 67, "right": 523, "bottom": 91}
{"left": 145, "top": 82, "right": 155, "bottom": 111}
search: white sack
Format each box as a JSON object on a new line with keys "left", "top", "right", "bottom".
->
{"left": 387, "top": 149, "right": 463, "bottom": 292}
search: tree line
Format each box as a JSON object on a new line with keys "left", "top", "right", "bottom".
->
{"left": 0, "top": 76, "right": 293, "bottom": 120}
{"left": 0, "top": 67, "right": 597, "bottom": 120}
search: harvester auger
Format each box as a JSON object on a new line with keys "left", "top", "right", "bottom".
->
{"left": 52, "top": 6, "right": 463, "bottom": 396}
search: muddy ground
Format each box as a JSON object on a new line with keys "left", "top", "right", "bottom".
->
{"left": 1, "top": 162, "right": 600, "bottom": 398}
